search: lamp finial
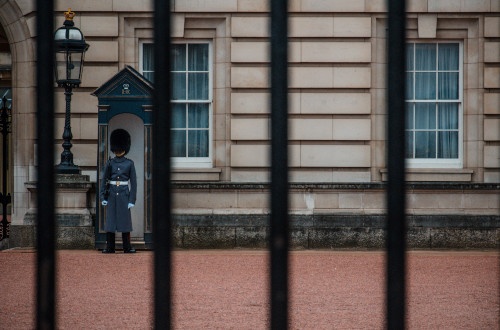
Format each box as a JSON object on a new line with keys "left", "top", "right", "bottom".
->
{"left": 64, "top": 8, "right": 75, "bottom": 21}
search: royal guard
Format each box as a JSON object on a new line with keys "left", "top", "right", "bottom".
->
{"left": 100, "top": 129, "right": 137, "bottom": 253}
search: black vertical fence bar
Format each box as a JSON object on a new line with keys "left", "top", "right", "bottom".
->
{"left": 270, "top": 0, "right": 289, "bottom": 329}
{"left": 386, "top": 0, "right": 407, "bottom": 329}
{"left": 153, "top": 0, "right": 172, "bottom": 329}
{"left": 36, "top": 1, "right": 56, "bottom": 329}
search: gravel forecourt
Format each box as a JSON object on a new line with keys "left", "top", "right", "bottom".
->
{"left": 0, "top": 249, "right": 498, "bottom": 329}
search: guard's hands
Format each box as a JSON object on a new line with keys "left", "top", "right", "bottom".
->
{"left": 101, "top": 200, "right": 108, "bottom": 206}
{"left": 128, "top": 203, "right": 134, "bottom": 209}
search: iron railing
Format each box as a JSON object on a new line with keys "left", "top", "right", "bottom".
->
{"left": 270, "top": 0, "right": 290, "bottom": 328}
{"left": 386, "top": 1, "right": 408, "bottom": 329}
{"left": 152, "top": 1, "right": 173, "bottom": 328}
{"left": 36, "top": 1, "right": 56, "bottom": 329}
{"left": 35, "top": 0, "right": 407, "bottom": 329}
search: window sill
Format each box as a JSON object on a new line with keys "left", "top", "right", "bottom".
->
{"left": 380, "top": 169, "right": 473, "bottom": 182}
{"left": 172, "top": 168, "right": 222, "bottom": 182}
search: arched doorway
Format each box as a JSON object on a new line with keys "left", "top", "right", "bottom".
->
{"left": 0, "top": 1, "right": 47, "bottom": 248}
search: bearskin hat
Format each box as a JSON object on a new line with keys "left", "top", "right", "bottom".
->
{"left": 110, "top": 129, "right": 131, "bottom": 154}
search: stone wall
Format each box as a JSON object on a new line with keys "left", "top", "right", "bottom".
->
{"left": 13, "top": 182, "right": 499, "bottom": 250}
{"left": 2, "top": 1, "right": 498, "bottom": 249}
{"left": 172, "top": 214, "right": 499, "bottom": 249}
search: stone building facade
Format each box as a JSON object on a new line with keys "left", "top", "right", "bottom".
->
{"left": 0, "top": 0, "right": 498, "bottom": 249}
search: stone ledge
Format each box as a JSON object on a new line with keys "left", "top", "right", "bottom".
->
{"left": 172, "top": 182, "right": 500, "bottom": 190}
{"left": 7, "top": 214, "right": 499, "bottom": 250}
{"left": 23, "top": 210, "right": 92, "bottom": 226}
{"left": 173, "top": 214, "right": 500, "bottom": 228}
{"left": 381, "top": 169, "right": 474, "bottom": 182}
{"left": 8, "top": 225, "right": 94, "bottom": 249}
{"left": 173, "top": 226, "right": 499, "bottom": 250}
{"left": 171, "top": 214, "right": 500, "bottom": 249}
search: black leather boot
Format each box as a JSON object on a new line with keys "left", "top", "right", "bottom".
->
{"left": 102, "top": 232, "right": 116, "bottom": 253}
{"left": 122, "top": 232, "right": 136, "bottom": 253}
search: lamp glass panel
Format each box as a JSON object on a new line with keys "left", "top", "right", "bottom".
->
{"left": 54, "top": 29, "right": 67, "bottom": 40}
{"left": 55, "top": 51, "right": 84, "bottom": 82}
{"left": 68, "top": 29, "right": 83, "bottom": 40}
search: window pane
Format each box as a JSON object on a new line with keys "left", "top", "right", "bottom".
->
{"left": 172, "top": 104, "right": 186, "bottom": 128}
{"left": 405, "top": 42, "right": 461, "bottom": 162}
{"left": 143, "top": 44, "right": 154, "bottom": 71}
{"left": 438, "top": 131, "right": 458, "bottom": 158}
{"left": 438, "top": 44, "right": 459, "bottom": 71}
{"left": 415, "top": 103, "right": 436, "bottom": 129}
{"left": 143, "top": 72, "right": 154, "bottom": 83}
{"left": 188, "top": 44, "right": 209, "bottom": 71}
{"left": 438, "top": 72, "right": 459, "bottom": 100}
{"left": 406, "top": 72, "right": 414, "bottom": 100}
{"left": 172, "top": 44, "right": 186, "bottom": 71}
{"left": 406, "top": 43, "right": 414, "bottom": 71}
{"left": 406, "top": 131, "right": 414, "bottom": 158}
{"left": 188, "top": 104, "right": 209, "bottom": 128}
{"left": 415, "top": 44, "right": 436, "bottom": 70}
{"left": 148, "top": 42, "right": 212, "bottom": 160}
{"left": 406, "top": 103, "right": 414, "bottom": 129}
{"left": 188, "top": 130, "right": 209, "bottom": 157}
{"left": 188, "top": 73, "right": 209, "bottom": 100}
{"left": 415, "top": 72, "right": 436, "bottom": 100}
{"left": 172, "top": 130, "right": 186, "bottom": 157}
{"left": 172, "top": 72, "right": 186, "bottom": 100}
{"left": 415, "top": 131, "right": 436, "bottom": 158}
{"left": 438, "top": 103, "right": 458, "bottom": 129}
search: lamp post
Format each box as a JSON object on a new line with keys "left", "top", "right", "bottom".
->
{"left": 0, "top": 95, "right": 11, "bottom": 240}
{"left": 54, "top": 9, "right": 89, "bottom": 174}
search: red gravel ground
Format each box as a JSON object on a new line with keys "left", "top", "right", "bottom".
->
{"left": 0, "top": 249, "right": 498, "bottom": 329}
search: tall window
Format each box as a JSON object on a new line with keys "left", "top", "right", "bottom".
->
{"left": 142, "top": 42, "right": 212, "bottom": 167}
{"left": 405, "top": 42, "right": 462, "bottom": 168}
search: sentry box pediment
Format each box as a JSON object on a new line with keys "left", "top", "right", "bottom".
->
{"left": 92, "top": 65, "right": 153, "bottom": 124}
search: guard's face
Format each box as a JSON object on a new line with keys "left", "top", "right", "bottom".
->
{"left": 114, "top": 150, "right": 126, "bottom": 157}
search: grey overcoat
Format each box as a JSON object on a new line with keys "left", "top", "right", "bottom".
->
{"left": 100, "top": 156, "right": 137, "bottom": 233}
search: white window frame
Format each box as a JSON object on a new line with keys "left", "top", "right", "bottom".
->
{"left": 140, "top": 40, "right": 213, "bottom": 168}
{"left": 405, "top": 41, "right": 463, "bottom": 169}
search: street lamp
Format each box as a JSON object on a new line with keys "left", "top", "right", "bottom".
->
{"left": 54, "top": 8, "right": 89, "bottom": 174}
{"left": 0, "top": 94, "right": 11, "bottom": 240}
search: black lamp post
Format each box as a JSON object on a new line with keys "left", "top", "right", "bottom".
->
{"left": 0, "top": 95, "right": 11, "bottom": 240}
{"left": 54, "top": 9, "right": 89, "bottom": 174}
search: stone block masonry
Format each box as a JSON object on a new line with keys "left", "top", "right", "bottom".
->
{"left": 172, "top": 214, "right": 499, "bottom": 250}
